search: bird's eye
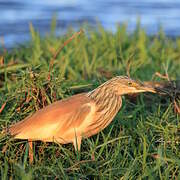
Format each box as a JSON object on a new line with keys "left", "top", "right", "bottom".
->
{"left": 128, "top": 82, "right": 132, "bottom": 86}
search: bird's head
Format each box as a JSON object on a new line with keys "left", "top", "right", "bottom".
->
{"left": 109, "top": 76, "right": 156, "bottom": 95}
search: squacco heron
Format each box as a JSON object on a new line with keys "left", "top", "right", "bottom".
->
{"left": 7, "top": 76, "right": 156, "bottom": 162}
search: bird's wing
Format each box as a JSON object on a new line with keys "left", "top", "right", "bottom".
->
{"left": 9, "top": 93, "right": 92, "bottom": 140}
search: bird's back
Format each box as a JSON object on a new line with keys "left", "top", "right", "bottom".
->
{"left": 8, "top": 93, "right": 93, "bottom": 143}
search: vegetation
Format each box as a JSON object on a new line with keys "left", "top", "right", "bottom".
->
{"left": 0, "top": 21, "right": 180, "bottom": 179}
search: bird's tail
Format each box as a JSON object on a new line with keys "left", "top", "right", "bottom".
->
{"left": 0, "top": 127, "right": 9, "bottom": 139}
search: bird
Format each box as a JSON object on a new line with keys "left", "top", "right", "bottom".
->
{"left": 6, "top": 76, "right": 156, "bottom": 163}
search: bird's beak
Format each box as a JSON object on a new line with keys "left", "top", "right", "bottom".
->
{"left": 138, "top": 85, "right": 157, "bottom": 93}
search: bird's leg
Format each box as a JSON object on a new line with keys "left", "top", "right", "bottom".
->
{"left": 91, "top": 151, "right": 95, "bottom": 161}
{"left": 73, "top": 136, "right": 82, "bottom": 151}
{"left": 28, "top": 140, "right": 33, "bottom": 164}
{"left": 73, "top": 136, "right": 82, "bottom": 160}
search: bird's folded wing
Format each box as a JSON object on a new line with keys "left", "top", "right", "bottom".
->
{"left": 8, "top": 93, "right": 92, "bottom": 140}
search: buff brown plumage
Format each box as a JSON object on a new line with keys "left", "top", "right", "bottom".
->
{"left": 7, "top": 76, "right": 156, "bottom": 163}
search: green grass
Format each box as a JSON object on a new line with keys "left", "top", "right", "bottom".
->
{"left": 0, "top": 21, "right": 180, "bottom": 179}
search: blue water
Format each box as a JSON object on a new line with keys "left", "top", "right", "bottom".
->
{"left": 0, "top": 0, "right": 180, "bottom": 48}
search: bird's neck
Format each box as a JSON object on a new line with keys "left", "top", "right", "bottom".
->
{"left": 86, "top": 83, "right": 122, "bottom": 135}
{"left": 87, "top": 83, "right": 122, "bottom": 114}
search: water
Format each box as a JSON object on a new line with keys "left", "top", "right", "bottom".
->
{"left": 1, "top": 0, "right": 180, "bottom": 48}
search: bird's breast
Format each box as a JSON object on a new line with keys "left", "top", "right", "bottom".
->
{"left": 84, "top": 96, "right": 122, "bottom": 137}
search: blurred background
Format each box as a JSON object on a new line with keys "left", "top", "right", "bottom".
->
{"left": 1, "top": 0, "right": 180, "bottom": 48}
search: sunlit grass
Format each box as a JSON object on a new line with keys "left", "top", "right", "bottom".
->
{"left": 0, "top": 21, "right": 180, "bottom": 179}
